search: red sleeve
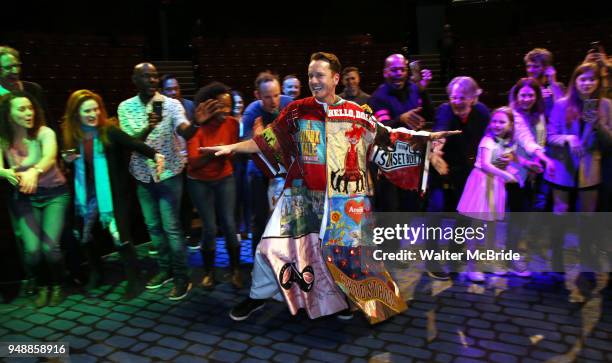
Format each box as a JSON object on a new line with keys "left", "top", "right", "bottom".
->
{"left": 252, "top": 101, "right": 299, "bottom": 176}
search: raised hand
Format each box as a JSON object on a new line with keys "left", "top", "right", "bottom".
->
{"left": 429, "top": 130, "right": 461, "bottom": 140}
{"left": 195, "top": 99, "right": 224, "bottom": 124}
{"left": 420, "top": 69, "right": 433, "bottom": 89}
{"left": 148, "top": 112, "right": 162, "bottom": 129}
{"left": 399, "top": 107, "right": 425, "bottom": 130}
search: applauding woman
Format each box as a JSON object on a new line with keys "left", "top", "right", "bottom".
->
{"left": 0, "top": 92, "right": 70, "bottom": 307}
{"left": 61, "top": 90, "right": 164, "bottom": 299}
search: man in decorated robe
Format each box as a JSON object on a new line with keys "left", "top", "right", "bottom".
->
{"left": 203, "top": 52, "right": 459, "bottom": 324}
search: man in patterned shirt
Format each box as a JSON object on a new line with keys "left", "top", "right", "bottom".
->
{"left": 118, "top": 62, "right": 204, "bottom": 300}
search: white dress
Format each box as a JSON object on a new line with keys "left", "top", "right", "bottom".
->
{"left": 457, "top": 135, "right": 516, "bottom": 221}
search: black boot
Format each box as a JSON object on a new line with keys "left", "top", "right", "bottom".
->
{"left": 83, "top": 244, "right": 104, "bottom": 290}
{"left": 550, "top": 215, "right": 569, "bottom": 273}
{"left": 118, "top": 242, "right": 144, "bottom": 300}
{"left": 228, "top": 246, "right": 243, "bottom": 289}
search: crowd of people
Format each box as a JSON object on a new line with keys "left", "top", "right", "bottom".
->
{"left": 0, "top": 42, "right": 610, "bottom": 324}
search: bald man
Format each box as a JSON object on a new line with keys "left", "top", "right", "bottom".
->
{"left": 118, "top": 62, "right": 202, "bottom": 301}
{"left": 368, "top": 54, "right": 434, "bottom": 214}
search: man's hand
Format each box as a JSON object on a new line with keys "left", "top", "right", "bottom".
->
{"left": 399, "top": 107, "right": 425, "bottom": 130}
{"left": 148, "top": 112, "right": 162, "bottom": 129}
{"left": 429, "top": 130, "right": 461, "bottom": 140}
{"left": 430, "top": 151, "right": 449, "bottom": 175}
{"left": 253, "top": 116, "right": 264, "bottom": 136}
{"left": 154, "top": 153, "right": 165, "bottom": 176}
{"left": 420, "top": 69, "right": 432, "bottom": 89}
{"left": 541, "top": 87, "right": 553, "bottom": 99}
{"left": 17, "top": 168, "right": 39, "bottom": 194}
{"left": 200, "top": 144, "right": 234, "bottom": 157}
{"left": 544, "top": 66, "right": 557, "bottom": 83}
{"left": 195, "top": 99, "right": 224, "bottom": 124}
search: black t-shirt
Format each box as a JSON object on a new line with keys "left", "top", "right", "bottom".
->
{"left": 433, "top": 102, "right": 490, "bottom": 179}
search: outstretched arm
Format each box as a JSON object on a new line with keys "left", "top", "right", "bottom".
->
{"left": 201, "top": 139, "right": 261, "bottom": 157}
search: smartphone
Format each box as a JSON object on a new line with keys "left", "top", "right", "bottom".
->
{"left": 61, "top": 148, "right": 79, "bottom": 162}
{"left": 153, "top": 101, "right": 163, "bottom": 118}
{"left": 409, "top": 61, "right": 421, "bottom": 82}
{"left": 582, "top": 99, "right": 599, "bottom": 124}
{"left": 589, "top": 41, "right": 601, "bottom": 54}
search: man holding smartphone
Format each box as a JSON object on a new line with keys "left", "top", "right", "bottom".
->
{"left": 523, "top": 48, "right": 565, "bottom": 117}
{"left": 118, "top": 62, "right": 201, "bottom": 300}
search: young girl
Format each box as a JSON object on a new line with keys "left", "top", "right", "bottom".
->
{"left": 0, "top": 92, "right": 70, "bottom": 307}
{"left": 458, "top": 107, "right": 519, "bottom": 220}
{"left": 457, "top": 107, "right": 519, "bottom": 281}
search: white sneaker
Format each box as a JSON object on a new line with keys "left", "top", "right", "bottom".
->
{"left": 467, "top": 271, "right": 485, "bottom": 282}
{"left": 510, "top": 260, "right": 532, "bottom": 277}
{"left": 493, "top": 265, "right": 507, "bottom": 276}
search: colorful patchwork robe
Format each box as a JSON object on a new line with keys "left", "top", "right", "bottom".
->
{"left": 252, "top": 96, "right": 429, "bottom": 323}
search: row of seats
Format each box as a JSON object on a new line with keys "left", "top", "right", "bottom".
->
{"left": 5, "top": 33, "right": 146, "bottom": 118}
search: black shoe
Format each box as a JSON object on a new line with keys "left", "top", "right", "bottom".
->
{"left": 229, "top": 298, "right": 266, "bottom": 321}
{"left": 124, "top": 276, "right": 145, "bottom": 300}
{"left": 168, "top": 280, "right": 192, "bottom": 301}
{"left": 427, "top": 270, "right": 451, "bottom": 281}
{"left": 336, "top": 308, "right": 354, "bottom": 320}
{"left": 148, "top": 245, "right": 159, "bottom": 256}
{"left": 22, "top": 278, "right": 36, "bottom": 296}
{"left": 186, "top": 237, "right": 200, "bottom": 252}
{"left": 48, "top": 285, "right": 64, "bottom": 306}
{"left": 146, "top": 272, "right": 173, "bottom": 290}
{"left": 34, "top": 287, "right": 49, "bottom": 308}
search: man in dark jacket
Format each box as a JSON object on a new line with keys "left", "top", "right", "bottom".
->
{"left": 368, "top": 53, "right": 434, "bottom": 213}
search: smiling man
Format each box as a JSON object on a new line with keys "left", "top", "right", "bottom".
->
{"left": 202, "top": 52, "right": 459, "bottom": 324}
{"left": 0, "top": 46, "right": 52, "bottom": 130}
{"left": 118, "top": 62, "right": 202, "bottom": 301}
{"left": 282, "top": 74, "right": 301, "bottom": 100}
{"left": 339, "top": 66, "right": 370, "bottom": 105}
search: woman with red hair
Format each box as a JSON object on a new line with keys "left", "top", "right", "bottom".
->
{"left": 61, "top": 89, "right": 164, "bottom": 299}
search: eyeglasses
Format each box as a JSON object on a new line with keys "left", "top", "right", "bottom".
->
{"left": 1, "top": 63, "right": 22, "bottom": 71}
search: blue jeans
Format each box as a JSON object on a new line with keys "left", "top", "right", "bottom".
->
{"left": 136, "top": 174, "right": 188, "bottom": 281}
{"left": 11, "top": 185, "right": 70, "bottom": 285}
{"left": 188, "top": 175, "right": 240, "bottom": 270}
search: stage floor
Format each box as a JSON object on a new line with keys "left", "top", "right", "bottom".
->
{"left": 1, "top": 239, "right": 611, "bottom": 363}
